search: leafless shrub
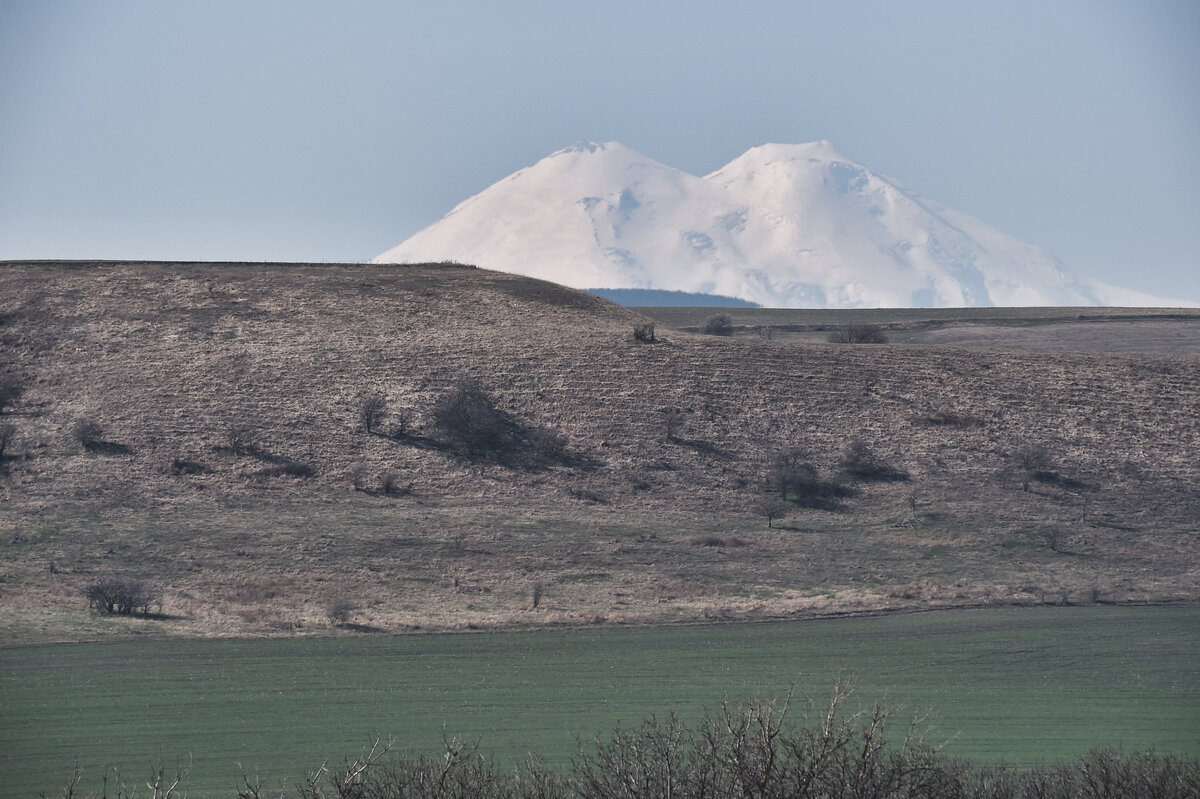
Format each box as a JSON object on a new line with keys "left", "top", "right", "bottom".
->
{"left": 358, "top": 391, "right": 388, "bottom": 434}
{"left": 85, "top": 577, "right": 160, "bottom": 615}
{"left": 55, "top": 690, "right": 1200, "bottom": 798}
{"left": 839, "top": 439, "right": 909, "bottom": 482}
{"left": 770, "top": 449, "right": 854, "bottom": 509}
{"left": 389, "top": 407, "right": 414, "bottom": 439}
{"left": 632, "top": 322, "right": 656, "bottom": 343}
{"left": 661, "top": 407, "right": 687, "bottom": 441}
{"left": 381, "top": 470, "right": 412, "bottom": 495}
{"left": 757, "top": 325, "right": 776, "bottom": 341}
{"left": 350, "top": 463, "right": 369, "bottom": 491}
{"left": 702, "top": 313, "right": 734, "bottom": 336}
{"left": 690, "top": 535, "right": 728, "bottom": 547}
{"left": 226, "top": 423, "right": 258, "bottom": 457}
{"left": 431, "top": 380, "right": 519, "bottom": 457}
{"left": 0, "top": 374, "right": 24, "bottom": 414}
{"left": 70, "top": 417, "right": 104, "bottom": 449}
{"left": 531, "top": 582, "right": 544, "bottom": 610}
{"left": 327, "top": 597, "right": 357, "bottom": 625}
{"left": 1013, "top": 444, "right": 1055, "bottom": 491}
{"left": 828, "top": 323, "right": 888, "bottom": 343}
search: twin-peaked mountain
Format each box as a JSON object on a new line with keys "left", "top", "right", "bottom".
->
{"left": 375, "top": 141, "right": 1171, "bottom": 308}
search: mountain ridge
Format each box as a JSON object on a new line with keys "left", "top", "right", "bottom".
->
{"left": 376, "top": 141, "right": 1191, "bottom": 309}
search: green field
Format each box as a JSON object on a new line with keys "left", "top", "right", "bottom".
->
{"left": 3, "top": 606, "right": 1197, "bottom": 797}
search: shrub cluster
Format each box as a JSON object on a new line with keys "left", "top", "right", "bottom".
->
{"left": 84, "top": 577, "right": 159, "bottom": 615}
{"left": 432, "top": 380, "right": 520, "bottom": 457}
{"left": 769, "top": 449, "right": 854, "bottom": 509}
{"left": 702, "top": 313, "right": 734, "bottom": 336}
{"left": 632, "top": 322, "right": 656, "bottom": 343}
{"left": 67, "top": 685, "right": 1198, "bottom": 799}
{"left": 828, "top": 323, "right": 888, "bottom": 344}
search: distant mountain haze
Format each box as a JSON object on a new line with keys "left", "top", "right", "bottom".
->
{"left": 376, "top": 141, "right": 1188, "bottom": 308}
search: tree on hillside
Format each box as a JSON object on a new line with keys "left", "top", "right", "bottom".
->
{"left": 432, "top": 380, "right": 519, "bottom": 457}
{"left": 358, "top": 391, "right": 388, "bottom": 434}
{"left": 1013, "top": 444, "right": 1054, "bottom": 491}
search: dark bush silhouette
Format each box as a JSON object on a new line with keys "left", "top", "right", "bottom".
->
{"left": 632, "top": 322, "right": 656, "bottom": 343}
{"left": 828, "top": 323, "right": 888, "bottom": 343}
{"left": 358, "top": 391, "right": 388, "bottom": 434}
{"left": 0, "top": 374, "right": 24, "bottom": 414}
{"left": 0, "top": 423, "right": 14, "bottom": 460}
{"left": 327, "top": 597, "right": 357, "bottom": 625}
{"left": 1013, "top": 444, "right": 1054, "bottom": 491}
{"left": 839, "top": 439, "right": 910, "bottom": 482}
{"left": 661, "top": 407, "right": 688, "bottom": 441}
{"left": 70, "top": 417, "right": 104, "bottom": 449}
{"left": 702, "top": 313, "right": 734, "bottom": 336}
{"left": 770, "top": 449, "right": 854, "bottom": 509}
{"left": 431, "top": 380, "right": 520, "bottom": 458}
{"left": 84, "top": 577, "right": 159, "bottom": 615}
{"left": 255, "top": 460, "right": 316, "bottom": 479}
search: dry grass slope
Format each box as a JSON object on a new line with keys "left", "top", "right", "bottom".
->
{"left": 1, "top": 261, "right": 1197, "bottom": 642}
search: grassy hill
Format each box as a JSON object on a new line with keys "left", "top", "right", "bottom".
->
{"left": 1, "top": 261, "right": 1197, "bottom": 643}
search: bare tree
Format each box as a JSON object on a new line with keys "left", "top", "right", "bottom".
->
{"left": 756, "top": 495, "right": 792, "bottom": 528}
{"left": 632, "top": 322, "right": 656, "bottom": 343}
{"left": 358, "top": 391, "right": 388, "bottom": 434}
{"left": 1014, "top": 444, "right": 1054, "bottom": 491}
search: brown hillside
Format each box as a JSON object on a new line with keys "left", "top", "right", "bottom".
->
{"left": 1, "top": 261, "right": 1197, "bottom": 643}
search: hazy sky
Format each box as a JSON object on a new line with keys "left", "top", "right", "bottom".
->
{"left": 2, "top": 0, "right": 1198, "bottom": 303}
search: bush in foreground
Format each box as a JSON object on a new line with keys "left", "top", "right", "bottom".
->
{"left": 47, "top": 682, "right": 1200, "bottom": 798}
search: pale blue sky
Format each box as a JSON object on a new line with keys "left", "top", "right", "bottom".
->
{"left": 2, "top": 0, "right": 1197, "bottom": 302}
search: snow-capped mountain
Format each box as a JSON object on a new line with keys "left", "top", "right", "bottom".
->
{"left": 375, "top": 141, "right": 1179, "bottom": 308}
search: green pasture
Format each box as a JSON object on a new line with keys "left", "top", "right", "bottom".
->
{"left": 2, "top": 606, "right": 1197, "bottom": 797}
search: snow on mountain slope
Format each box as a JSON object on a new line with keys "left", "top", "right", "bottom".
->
{"left": 375, "top": 141, "right": 1188, "bottom": 308}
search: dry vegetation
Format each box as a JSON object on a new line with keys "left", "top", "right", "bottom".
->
{"left": 1, "top": 261, "right": 1197, "bottom": 642}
